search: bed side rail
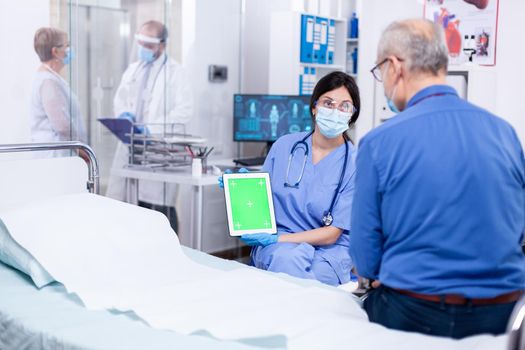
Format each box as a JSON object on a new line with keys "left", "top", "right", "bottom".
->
{"left": 0, "top": 142, "right": 99, "bottom": 194}
{"left": 508, "top": 295, "right": 525, "bottom": 350}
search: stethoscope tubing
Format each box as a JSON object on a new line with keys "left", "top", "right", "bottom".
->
{"left": 131, "top": 54, "right": 168, "bottom": 93}
{"left": 284, "top": 130, "right": 349, "bottom": 226}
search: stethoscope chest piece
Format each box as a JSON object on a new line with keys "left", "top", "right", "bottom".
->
{"left": 322, "top": 212, "right": 333, "bottom": 226}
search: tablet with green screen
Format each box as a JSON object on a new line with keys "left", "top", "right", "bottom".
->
{"left": 223, "top": 172, "right": 277, "bottom": 236}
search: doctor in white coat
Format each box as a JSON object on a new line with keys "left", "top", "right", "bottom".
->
{"left": 107, "top": 20, "right": 193, "bottom": 231}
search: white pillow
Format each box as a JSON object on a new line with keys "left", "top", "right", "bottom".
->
{"left": 0, "top": 218, "right": 54, "bottom": 288}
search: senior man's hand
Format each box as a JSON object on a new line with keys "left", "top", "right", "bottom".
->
{"left": 371, "top": 280, "right": 382, "bottom": 288}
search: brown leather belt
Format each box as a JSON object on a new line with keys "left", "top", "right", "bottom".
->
{"left": 392, "top": 288, "right": 523, "bottom": 306}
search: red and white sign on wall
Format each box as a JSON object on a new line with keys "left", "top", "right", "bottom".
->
{"left": 424, "top": 0, "right": 499, "bottom": 66}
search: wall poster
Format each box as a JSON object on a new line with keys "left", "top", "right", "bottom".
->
{"left": 424, "top": 0, "right": 499, "bottom": 66}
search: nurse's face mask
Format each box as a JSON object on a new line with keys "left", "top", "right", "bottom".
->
{"left": 315, "top": 98, "right": 355, "bottom": 138}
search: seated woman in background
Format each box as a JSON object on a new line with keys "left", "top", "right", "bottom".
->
{"left": 31, "top": 27, "right": 86, "bottom": 157}
{"left": 240, "top": 71, "right": 360, "bottom": 286}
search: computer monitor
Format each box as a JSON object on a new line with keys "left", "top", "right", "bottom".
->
{"left": 233, "top": 94, "right": 313, "bottom": 142}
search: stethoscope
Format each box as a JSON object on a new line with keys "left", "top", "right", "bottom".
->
{"left": 130, "top": 53, "right": 168, "bottom": 94}
{"left": 284, "top": 130, "right": 349, "bottom": 226}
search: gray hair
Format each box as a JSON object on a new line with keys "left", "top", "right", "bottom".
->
{"left": 34, "top": 27, "right": 67, "bottom": 62}
{"left": 377, "top": 19, "right": 448, "bottom": 75}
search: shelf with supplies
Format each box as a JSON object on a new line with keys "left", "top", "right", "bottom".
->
{"left": 299, "top": 62, "right": 346, "bottom": 70}
{"left": 345, "top": 35, "right": 359, "bottom": 79}
{"left": 345, "top": 11, "right": 359, "bottom": 79}
{"left": 269, "top": 11, "right": 348, "bottom": 95}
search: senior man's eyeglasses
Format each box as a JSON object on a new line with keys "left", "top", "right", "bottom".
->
{"left": 370, "top": 57, "right": 404, "bottom": 82}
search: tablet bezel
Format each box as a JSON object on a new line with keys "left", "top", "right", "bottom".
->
{"left": 223, "top": 172, "right": 277, "bottom": 236}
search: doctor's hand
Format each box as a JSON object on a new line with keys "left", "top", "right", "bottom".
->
{"left": 117, "top": 112, "right": 136, "bottom": 121}
{"left": 117, "top": 112, "right": 148, "bottom": 134}
{"left": 217, "top": 167, "right": 249, "bottom": 189}
{"left": 240, "top": 233, "right": 278, "bottom": 247}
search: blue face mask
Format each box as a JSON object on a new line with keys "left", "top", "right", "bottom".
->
{"left": 62, "top": 47, "right": 74, "bottom": 65}
{"left": 138, "top": 45, "right": 156, "bottom": 63}
{"left": 386, "top": 83, "right": 401, "bottom": 113}
{"left": 384, "top": 62, "right": 401, "bottom": 113}
{"left": 315, "top": 107, "right": 351, "bottom": 139}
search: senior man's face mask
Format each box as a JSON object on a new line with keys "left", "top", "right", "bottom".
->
{"left": 135, "top": 34, "right": 162, "bottom": 63}
{"left": 382, "top": 60, "right": 404, "bottom": 114}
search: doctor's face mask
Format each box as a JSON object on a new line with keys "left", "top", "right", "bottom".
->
{"left": 138, "top": 45, "right": 156, "bottom": 63}
{"left": 135, "top": 33, "right": 161, "bottom": 63}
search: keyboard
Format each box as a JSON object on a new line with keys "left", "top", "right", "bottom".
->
{"left": 232, "top": 156, "right": 266, "bottom": 166}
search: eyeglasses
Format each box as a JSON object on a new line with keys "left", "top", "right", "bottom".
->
{"left": 317, "top": 98, "right": 356, "bottom": 114}
{"left": 370, "top": 57, "right": 404, "bottom": 82}
{"left": 370, "top": 58, "right": 388, "bottom": 82}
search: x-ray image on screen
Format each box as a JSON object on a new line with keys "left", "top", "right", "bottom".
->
{"left": 233, "top": 94, "right": 313, "bottom": 142}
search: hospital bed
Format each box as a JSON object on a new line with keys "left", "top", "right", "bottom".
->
{"left": 0, "top": 142, "right": 511, "bottom": 350}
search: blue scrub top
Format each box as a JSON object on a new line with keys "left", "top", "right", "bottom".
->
{"left": 263, "top": 131, "right": 356, "bottom": 245}
{"left": 351, "top": 85, "right": 525, "bottom": 298}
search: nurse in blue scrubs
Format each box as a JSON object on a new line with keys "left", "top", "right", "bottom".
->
{"left": 241, "top": 71, "right": 360, "bottom": 286}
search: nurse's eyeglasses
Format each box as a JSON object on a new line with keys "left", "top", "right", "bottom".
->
{"left": 316, "top": 98, "right": 356, "bottom": 114}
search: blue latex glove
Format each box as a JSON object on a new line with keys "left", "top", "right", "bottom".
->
{"left": 218, "top": 167, "right": 249, "bottom": 189}
{"left": 240, "top": 233, "right": 278, "bottom": 247}
{"left": 118, "top": 112, "right": 148, "bottom": 135}
{"left": 118, "top": 111, "right": 136, "bottom": 121}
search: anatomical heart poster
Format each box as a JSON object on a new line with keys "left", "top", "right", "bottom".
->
{"left": 424, "top": 0, "right": 499, "bottom": 66}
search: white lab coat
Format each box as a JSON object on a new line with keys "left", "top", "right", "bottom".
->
{"left": 106, "top": 53, "right": 193, "bottom": 206}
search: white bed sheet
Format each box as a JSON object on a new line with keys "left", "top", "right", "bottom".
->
{"left": 0, "top": 193, "right": 507, "bottom": 350}
{"left": 0, "top": 257, "right": 268, "bottom": 350}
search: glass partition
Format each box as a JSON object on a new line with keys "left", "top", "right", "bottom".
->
{"left": 45, "top": 0, "right": 183, "bottom": 192}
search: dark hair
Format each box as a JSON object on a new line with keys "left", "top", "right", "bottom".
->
{"left": 309, "top": 71, "right": 361, "bottom": 131}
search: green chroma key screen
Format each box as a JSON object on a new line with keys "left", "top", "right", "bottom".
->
{"left": 223, "top": 173, "right": 276, "bottom": 235}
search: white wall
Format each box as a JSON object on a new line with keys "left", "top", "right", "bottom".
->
{"left": 354, "top": 0, "right": 422, "bottom": 141}
{"left": 182, "top": 0, "right": 241, "bottom": 158}
{"left": 242, "top": 0, "right": 301, "bottom": 94}
{"left": 494, "top": 1, "right": 525, "bottom": 143}
{"left": 0, "top": 1, "right": 49, "bottom": 144}
{"left": 176, "top": 0, "right": 243, "bottom": 252}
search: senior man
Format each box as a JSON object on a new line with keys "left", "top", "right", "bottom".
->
{"left": 351, "top": 19, "right": 525, "bottom": 338}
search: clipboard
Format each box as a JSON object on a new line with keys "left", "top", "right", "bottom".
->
{"left": 98, "top": 118, "right": 136, "bottom": 144}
